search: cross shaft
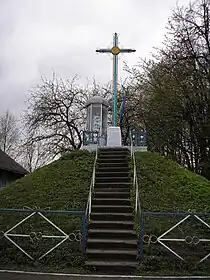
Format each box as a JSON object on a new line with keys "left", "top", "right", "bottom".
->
{"left": 96, "top": 33, "right": 136, "bottom": 127}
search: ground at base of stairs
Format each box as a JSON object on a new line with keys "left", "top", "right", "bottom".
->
{"left": 1, "top": 271, "right": 210, "bottom": 280}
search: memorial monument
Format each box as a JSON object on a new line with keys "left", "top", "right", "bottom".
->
{"left": 82, "top": 33, "right": 147, "bottom": 150}
{"left": 96, "top": 32, "right": 136, "bottom": 147}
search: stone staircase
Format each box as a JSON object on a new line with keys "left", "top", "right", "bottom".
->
{"left": 85, "top": 147, "right": 138, "bottom": 274}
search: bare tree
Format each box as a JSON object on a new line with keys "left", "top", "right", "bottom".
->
{"left": 23, "top": 74, "right": 85, "bottom": 158}
{"left": 119, "top": 66, "right": 148, "bottom": 145}
{"left": 23, "top": 74, "right": 112, "bottom": 160}
{"left": 0, "top": 109, "right": 20, "bottom": 158}
{"left": 17, "top": 127, "right": 50, "bottom": 172}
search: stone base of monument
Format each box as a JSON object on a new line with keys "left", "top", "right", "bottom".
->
{"left": 107, "top": 126, "right": 122, "bottom": 147}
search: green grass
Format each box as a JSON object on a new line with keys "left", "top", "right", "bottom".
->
{"left": 1, "top": 149, "right": 210, "bottom": 276}
{"left": 0, "top": 149, "right": 94, "bottom": 273}
{"left": 133, "top": 151, "right": 210, "bottom": 276}
{"left": 135, "top": 151, "right": 210, "bottom": 212}
{"left": 0, "top": 149, "right": 94, "bottom": 210}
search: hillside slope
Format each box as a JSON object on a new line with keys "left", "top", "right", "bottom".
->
{"left": 0, "top": 150, "right": 210, "bottom": 275}
{"left": 0, "top": 150, "right": 94, "bottom": 273}
{"left": 135, "top": 151, "right": 210, "bottom": 212}
{"left": 134, "top": 152, "right": 210, "bottom": 276}
{"left": 0, "top": 150, "right": 94, "bottom": 210}
{"left": 2, "top": 150, "right": 208, "bottom": 212}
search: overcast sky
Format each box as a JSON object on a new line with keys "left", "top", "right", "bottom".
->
{"left": 0, "top": 0, "right": 190, "bottom": 117}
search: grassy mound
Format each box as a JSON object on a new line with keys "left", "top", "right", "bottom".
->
{"left": 134, "top": 152, "right": 210, "bottom": 276}
{"left": 1, "top": 149, "right": 210, "bottom": 275}
{"left": 135, "top": 151, "right": 210, "bottom": 212}
{"left": 0, "top": 149, "right": 94, "bottom": 210}
{"left": 0, "top": 149, "right": 94, "bottom": 273}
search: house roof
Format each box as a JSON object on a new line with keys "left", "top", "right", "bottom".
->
{"left": 0, "top": 149, "right": 28, "bottom": 175}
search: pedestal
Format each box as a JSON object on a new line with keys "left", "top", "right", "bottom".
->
{"left": 107, "top": 126, "right": 122, "bottom": 147}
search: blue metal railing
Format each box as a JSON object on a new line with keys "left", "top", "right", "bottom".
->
{"left": 140, "top": 210, "right": 210, "bottom": 266}
{"left": 0, "top": 208, "right": 86, "bottom": 261}
{"left": 131, "top": 130, "right": 147, "bottom": 147}
{"left": 83, "top": 131, "right": 99, "bottom": 145}
{"left": 130, "top": 130, "right": 141, "bottom": 215}
{"left": 83, "top": 129, "right": 147, "bottom": 147}
{"left": 86, "top": 145, "right": 98, "bottom": 220}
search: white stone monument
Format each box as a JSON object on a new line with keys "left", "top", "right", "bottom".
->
{"left": 107, "top": 126, "right": 122, "bottom": 147}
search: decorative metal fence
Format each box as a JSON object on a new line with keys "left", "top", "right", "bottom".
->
{"left": 0, "top": 207, "right": 86, "bottom": 269}
{"left": 139, "top": 210, "right": 210, "bottom": 272}
{"left": 131, "top": 130, "right": 147, "bottom": 147}
{"left": 83, "top": 131, "right": 107, "bottom": 146}
{"left": 83, "top": 130, "right": 147, "bottom": 147}
{"left": 83, "top": 131, "right": 99, "bottom": 146}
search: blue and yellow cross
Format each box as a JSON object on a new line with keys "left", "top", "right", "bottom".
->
{"left": 96, "top": 33, "right": 136, "bottom": 127}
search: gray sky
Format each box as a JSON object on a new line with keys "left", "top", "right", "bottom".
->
{"left": 0, "top": 0, "right": 190, "bottom": 117}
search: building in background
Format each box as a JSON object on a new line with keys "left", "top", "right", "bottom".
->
{"left": 0, "top": 149, "right": 28, "bottom": 188}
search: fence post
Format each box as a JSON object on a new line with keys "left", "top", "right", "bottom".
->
{"left": 82, "top": 213, "right": 86, "bottom": 258}
{"left": 140, "top": 212, "right": 144, "bottom": 259}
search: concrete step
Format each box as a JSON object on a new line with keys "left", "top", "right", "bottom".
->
{"left": 99, "top": 148, "right": 129, "bottom": 153}
{"left": 88, "top": 220, "right": 133, "bottom": 230}
{"left": 98, "top": 156, "right": 129, "bottom": 161}
{"left": 99, "top": 155, "right": 129, "bottom": 160}
{"left": 85, "top": 260, "right": 138, "bottom": 274}
{"left": 91, "top": 205, "right": 133, "bottom": 213}
{"left": 96, "top": 166, "right": 130, "bottom": 173}
{"left": 86, "top": 238, "right": 137, "bottom": 250}
{"left": 85, "top": 260, "right": 138, "bottom": 267}
{"left": 94, "top": 182, "right": 132, "bottom": 189}
{"left": 98, "top": 158, "right": 129, "bottom": 164}
{"left": 90, "top": 212, "right": 133, "bottom": 221}
{"left": 97, "top": 162, "right": 129, "bottom": 168}
{"left": 94, "top": 187, "right": 131, "bottom": 193}
{"left": 94, "top": 191, "right": 130, "bottom": 199}
{"left": 99, "top": 152, "right": 128, "bottom": 157}
{"left": 92, "top": 198, "right": 131, "bottom": 206}
{"left": 86, "top": 249, "right": 137, "bottom": 261}
{"left": 88, "top": 229, "right": 136, "bottom": 239}
{"left": 95, "top": 171, "right": 130, "bottom": 177}
{"left": 100, "top": 148, "right": 128, "bottom": 152}
{"left": 95, "top": 176, "right": 131, "bottom": 183}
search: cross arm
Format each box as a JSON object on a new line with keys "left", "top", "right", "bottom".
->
{"left": 96, "top": 49, "right": 112, "bottom": 53}
{"left": 120, "top": 49, "right": 136, "bottom": 53}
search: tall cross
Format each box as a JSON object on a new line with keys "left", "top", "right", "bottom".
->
{"left": 96, "top": 33, "right": 136, "bottom": 127}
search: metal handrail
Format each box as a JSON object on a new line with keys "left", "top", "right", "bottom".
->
{"left": 130, "top": 131, "right": 141, "bottom": 215}
{"left": 85, "top": 146, "right": 98, "bottom": 221}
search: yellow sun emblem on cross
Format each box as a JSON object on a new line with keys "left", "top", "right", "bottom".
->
{"left": 111, "top": 46, "right": 121, "bottom": 55}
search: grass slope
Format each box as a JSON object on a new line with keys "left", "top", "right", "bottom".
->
{"left": 134, "top": 152, "right": 210, "bottom": 276}
{"left": 135, "top": 151, "right": 210, "bottom": 212}
{"left": 0, "top": 150, "right": 94, "bottom": 210}
{"left": 1, "top": 149, "right": 210, "bottom": 275}
{"left": 0, "top": 150, "right": 94, "bottom": 273}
